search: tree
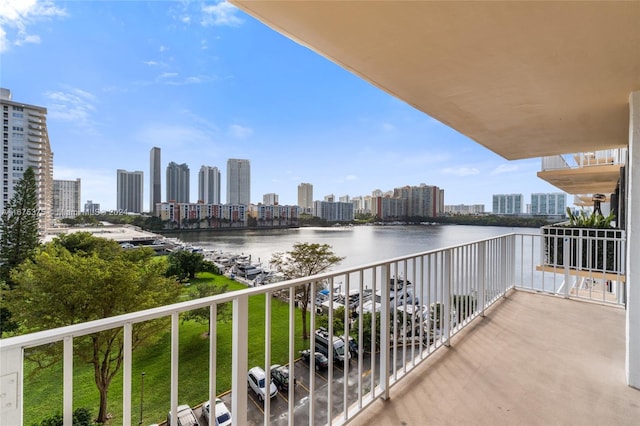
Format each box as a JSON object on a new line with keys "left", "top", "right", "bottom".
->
{"left": 0, "top": 166, "right": 40, "bottom": 286}
{"left": 181, "top": 281, "right": 231, "bottom": 335}
{"left": 4, "top": 234, "right": 181, "bottom": 423}
{"left": 0, "top": 167, "right": 40, "bottom": 334}
{"left": 166, "top": 250, "right": 205, "bottom": 281}
{"left": 270, "top": 243, "right": 344, "bottom": 339}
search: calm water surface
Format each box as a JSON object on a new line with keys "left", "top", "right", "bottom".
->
{"left": 174, "top": 225, "right": 539, "bottom": 269}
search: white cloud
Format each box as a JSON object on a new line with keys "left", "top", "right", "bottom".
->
{"left": 381, "top": 122, "right": 396, "bottom": 132}
{"left": 201, "top": 1, "right": 243, "bottom": 27}
{"left": 228, "top": 124, "right": 253, "bottom": 139}
{"left": 442, "top": 167, "right": 480, "bottom": 177}
{"left": 490, "top": 164, "right": 519, "bottom": 175}
{"left": 44, "top": 87, "right": 98, "bottom": 131}
{"left": 345, "top": 174, "right": 358, "bottom": 181}
{"left": 0, "top": 0, "right": 67, "bottom": 52}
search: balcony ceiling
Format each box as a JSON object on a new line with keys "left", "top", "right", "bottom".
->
{"left": 230, "top": 1, "right": 640, "bottom": 160}
{"left": 537, "top": 164, "right": 621, "bottom": 196}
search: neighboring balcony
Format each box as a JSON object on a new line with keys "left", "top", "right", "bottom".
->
{"left": 0, "top": 232, "right": 636, "bottom": 426}
{"left": 537, "top": 148, "right": 626, "bottom": 196}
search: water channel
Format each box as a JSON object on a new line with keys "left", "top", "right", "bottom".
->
{"left": 172, "top": 224, "right": 540, "bottom": 270}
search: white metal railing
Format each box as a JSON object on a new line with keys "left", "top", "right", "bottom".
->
{"left": 0, "top": 233, "right": 626, "bottom": 426}
{"left": 540, "top": 148, "right": 627, "bottom": 171}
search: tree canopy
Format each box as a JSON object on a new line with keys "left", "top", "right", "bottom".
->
{"left": 4, "top": 233, "right": 181, "bottom": 423}
{"left": 165, "top": 249, "right": 206, "bottom": 281}
{"left": 0, "top": 166, "right": 40, "bottom": 333}
{"left": 270, "top": 242, "right": 344, "bottom": 339}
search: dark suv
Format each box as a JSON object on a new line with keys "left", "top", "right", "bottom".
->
{"left": 270, "top": 364, "right": 292, "bottom": 391}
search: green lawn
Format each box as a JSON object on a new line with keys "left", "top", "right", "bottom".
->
{"left": 23, "top": 273, "right": 310, "bottom": 425}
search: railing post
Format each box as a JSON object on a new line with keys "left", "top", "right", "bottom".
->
{"left": 0, "top": 347, "right": 22, "bottom": 426}
{"left": 170, "top": 313, "right": 179, "bottom": 426}
{"left": 209, "top": 305, "right": 217, "bottom": 426}
{"left": 479, "top": 241, "right": 486, "bottom": 317}
{"left": 263, "top": 290, "right": 272, "bottom": 425}
{"left": 563, "top": 237, "right": 570, "bottom": 299}
{"left": 443, "top": 250, "right": 451, "bottom": 347}
{"left": 231, "top": 295, "right": 248, "bottom": 426}
{"left": 63, "top": 336, "right": 73, "bottom": 426}
{"left": 123, "top": 322, "right": 132, "bottom": 426}
{"left": 379, "top": 264, "right": 390, "bottom": 400}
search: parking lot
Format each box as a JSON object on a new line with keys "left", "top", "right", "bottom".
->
{"left": 175, "top": 352, "right": 376, "bottom": 426}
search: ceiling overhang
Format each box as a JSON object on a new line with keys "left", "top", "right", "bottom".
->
{"left": 230, "top": 1, "right": 640, "bottom": 160}
{"left": 537, "top": 164, "right": 622, "bottom": 195}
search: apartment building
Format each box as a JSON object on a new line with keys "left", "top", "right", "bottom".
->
{"left": 53, "top": 178, "right": 81, "bottom": 218}
{"left": 492, "top": 193, "right": 523, "bottom": 215}
{"left": 227, "top": 158, "right": 250, "bottom": 205}
{"left": 150, "top": 147, "right": 161, "bottom": 212}
{"left": 297, "top": 182, "right": 313, "bottom": 211}
{"left": 116, "top": 169, "right": 143, "bottom": 213}
{"left": 0, "top": 88, "right": 53, "bottom": 231}
{"left": 166, "top": 162, "right": 190, "bottom": 204}
{"left": 198, "top": 165, "right": 221, "bottom": 205}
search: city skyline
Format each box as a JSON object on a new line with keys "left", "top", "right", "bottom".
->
{"left": 1, "top": 1, "right": 563, "bottom": 211}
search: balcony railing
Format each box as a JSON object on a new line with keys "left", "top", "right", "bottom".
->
{"left": 541, "top": 148, "right": 627, "bottom": 171}
{"left": 0, "top": 233, "right": 626, "bottom": 426}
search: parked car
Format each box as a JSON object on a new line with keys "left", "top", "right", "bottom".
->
{"left": 300, "top": 349, "right": 329, "bottom": 370}
{"left": 166, "top": 404, "right": 198, "bottom": 426}
{"left": 202, "top": 398, "right": 232, "bottom": 426}
{"left": 270, "top": 364, "right": 293, "bottom": 392}
{"left": 248, "top": 366, "right": 278, "bottom": 401}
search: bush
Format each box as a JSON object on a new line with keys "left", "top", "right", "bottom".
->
{"left": 33, "top": 407, "right": 94, "bottom": 426}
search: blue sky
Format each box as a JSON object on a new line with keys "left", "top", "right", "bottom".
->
{"left": 1, "top": 0, "right": 563, "bottom": 212}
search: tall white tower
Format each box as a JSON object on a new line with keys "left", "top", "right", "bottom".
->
{"left": 166, "top": 162, "right": 190, "bottom": 203}
{"left": 199, "top": 165, "right": 221, "bottom": 204}
{"left": 226, "top": 159, "right": 250, "bottom": 205}
{"left": 150, "top": 147, "right": 161, "bottom": 213}
{"left": 0, "top": 88, "right": 53, "bottom": 230}
{"left": 116, "top": 170, "right": 143, "bottom": 213}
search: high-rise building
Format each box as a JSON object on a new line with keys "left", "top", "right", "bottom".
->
{"left": 0, "top": 88, "right": 54, "bottom": 231}
{"left": 84, "top": 200, "right": 100, "bottom": 215}
{"left": 226, "top": 159, "right": 250, "bottom": 205}
{"left": 492, "top": 193, "right": 523, "bottom": 215}
{"left": 298, "top": 183, "right": 313, "bottom": 210}
{"left": 393, "top": 183, "right": 444, "bottom": 218}
{"left": 116, "top": 169, "right": 143, "bottom": 213}
{"left": 263, "top": 193, "right": 278, "bottom": 206}
{"left": 166, "top": 162, "right": 190, "bottom": 203}
{"left": 150, "top": 147, "right": 161, "bottom": 213}
{"left": 198, "top": 165, "right": 221, "bottom": 204}
{"left": 53, "top": 179, "right": 81, "bottom": 218}
{"left": 530, "top": 192, "right": 567, "bottom": 216}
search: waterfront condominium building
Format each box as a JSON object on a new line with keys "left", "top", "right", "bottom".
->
{"left": 166, "top": 162, "right": 190, "bottom": 203}
{"left": 393, "top": 183, "right": 444, "bottom": 218}
{"left": 313, "top": 199, "right": 354, "bottom": 221}
{"left": 298, "top": 183, "right": 313, "bottom": 210}
{"left": 150, "top": 147, "right": 161, "bottom": 212}
{"left": 227, "top": 158, "right": 250, "bottom": 205}
{"left": 492, "top": 193, "right": 523, "bottom": 215}
{"left": 0, "top": 88, "right": 54, "bottom": 231}
{"left": 530, "top": 192, "right": 567, "bottom": 216}
{"left": 53, "top": 179, "right": 81, "bottom": 218}
{"left": 116, "top": 169, "right": 143, "bottom": 213}
{"left": 263, "top": 193, "right": 278, "bottom": 206}
{"left": 198, "top": 165, "right": 221, "bottom": 204}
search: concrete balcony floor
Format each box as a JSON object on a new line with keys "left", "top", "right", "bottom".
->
{"left": 350, "top": 290, "right": 640, "bottom": 426}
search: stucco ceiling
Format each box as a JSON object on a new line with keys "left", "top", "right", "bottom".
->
{"left": 230, "top": 1, "right": 640, "bottom": 161}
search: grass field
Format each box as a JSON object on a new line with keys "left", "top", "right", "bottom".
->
{"left": 23, "top": 272, "right": 310, "bottom": 425}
